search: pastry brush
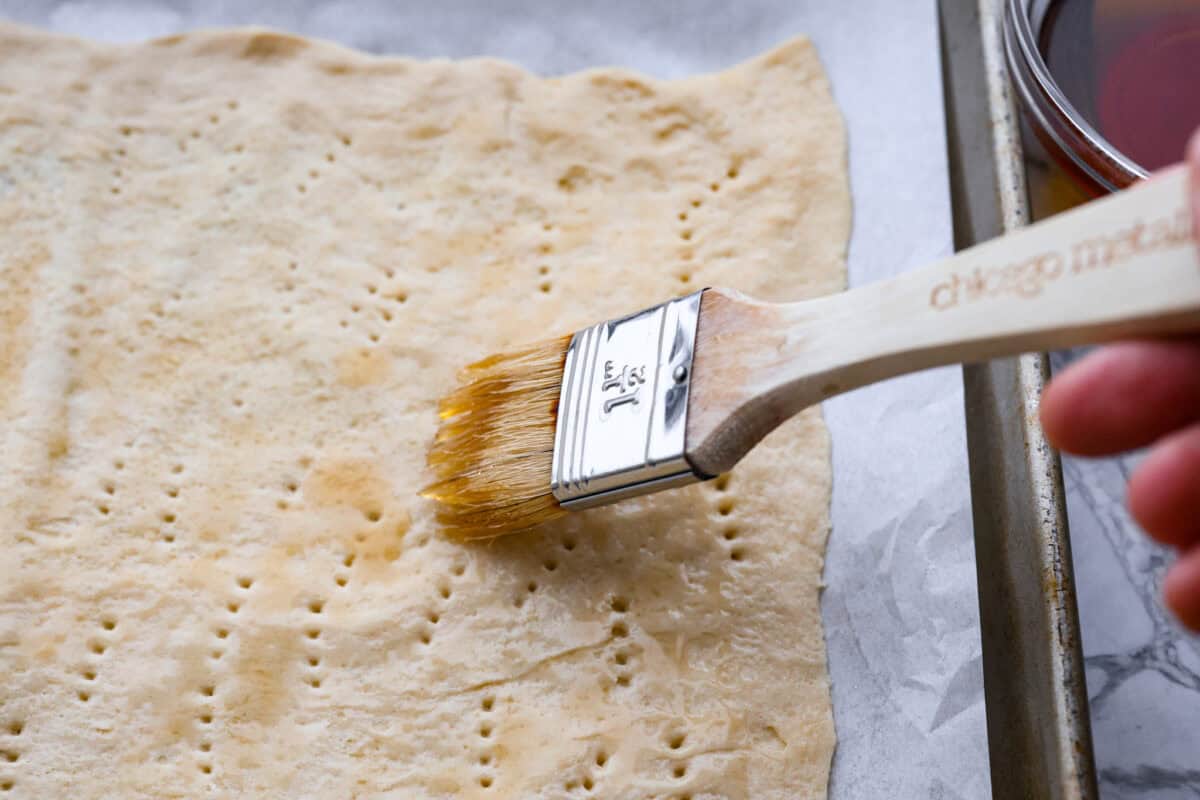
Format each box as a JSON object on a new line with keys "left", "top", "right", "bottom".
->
{"left": 423, "top": 164, "right": 1200, "bottom": 538}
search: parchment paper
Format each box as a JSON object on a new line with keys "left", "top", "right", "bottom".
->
{"left": 0, "top": 0, "right": 990, "bottom": 796}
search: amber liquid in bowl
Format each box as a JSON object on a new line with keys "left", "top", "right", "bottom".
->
{"left": 1040, "top": 0, "right": 1200, "bottom": 175}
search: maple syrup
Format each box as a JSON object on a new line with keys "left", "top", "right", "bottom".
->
{"left": 1040, "top": 0, "right": 1200, "bottom": 173}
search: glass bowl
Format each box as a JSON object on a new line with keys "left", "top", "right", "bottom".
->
{"left": 1003, "top": 0, "right": 1142, "bottom": 191}
{"left": 1004, "top": 0, "right": 1200, "bottom": 195}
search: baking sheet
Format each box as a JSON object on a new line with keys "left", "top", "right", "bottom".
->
{"left": 945, "top": 1, "right": 1097, "bottom": 795}
{"left": 0, "top": 0, "right": 988, "bottom": 795}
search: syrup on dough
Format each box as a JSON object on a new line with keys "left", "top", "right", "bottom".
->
{"left": 0, "top": 24, "right": 849, "bottom": 799}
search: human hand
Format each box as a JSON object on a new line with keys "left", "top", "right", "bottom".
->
{"left": 1040, "top": 129, "right": 1200, "bottom": 632}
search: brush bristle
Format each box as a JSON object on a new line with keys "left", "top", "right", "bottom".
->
{"left": 421, "top": 335, "right": 573, "bottom": 539}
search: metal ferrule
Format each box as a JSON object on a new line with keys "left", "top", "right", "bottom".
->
{"left": 551, "top": 290, "right": 707, "bottom": 510}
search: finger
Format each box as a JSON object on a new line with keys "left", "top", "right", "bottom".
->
{"left": 1128, "top": 422, "right": 1200, "bottom": 549}
{"left": 1040, "top": 340, "right": 1200, "bottom": 456}
{"left": 1164, "top": 545, "right": 1200, "bottom": 632}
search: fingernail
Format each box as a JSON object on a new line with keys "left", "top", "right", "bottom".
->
{"left": 1190, "top": 132, "right": 1200, "bottom": 229}
{"left": 1192, "top": 180, "right": 1200, "bottom": 236}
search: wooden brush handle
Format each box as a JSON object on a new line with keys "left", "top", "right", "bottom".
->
{"left": 686, "top": 164, "right": 1200, "bottom": 475}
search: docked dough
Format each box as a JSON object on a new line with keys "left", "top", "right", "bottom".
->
{"left": 0, "top": 25, "right": 849, "bottom": 799}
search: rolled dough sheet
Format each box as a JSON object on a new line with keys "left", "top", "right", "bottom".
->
{"left": 0, "top": 24, "right": 849, "bottom": 799}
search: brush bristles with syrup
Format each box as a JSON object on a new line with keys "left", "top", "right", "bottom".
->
{"left": 422, "top": 334, "right": 572, "bottom": 539}
{"left": 421, "top": 169, "right": 1200, "bottom": 539}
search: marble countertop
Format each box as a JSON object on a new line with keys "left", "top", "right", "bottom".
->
{"left": 1026, "top": 146, "right": 1200, "bottom": 800}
